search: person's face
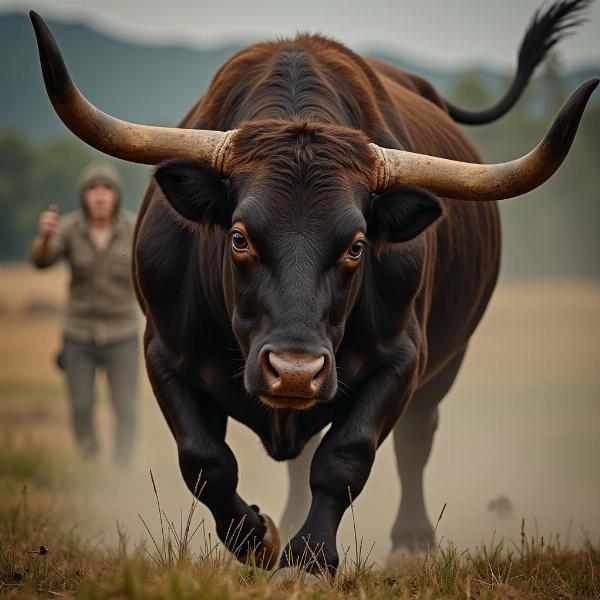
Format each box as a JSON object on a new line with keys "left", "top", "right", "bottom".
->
{"left": 83, "top": 182, "right": 118, "bottom": 220}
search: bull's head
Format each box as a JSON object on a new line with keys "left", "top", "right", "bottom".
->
{"left": 153, "top": 120, "right": 446, "bottom": 408}
{"left": 31, "top": 11, "right": 598, "bottom": 409}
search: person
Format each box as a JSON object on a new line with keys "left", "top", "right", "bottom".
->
{"left": 31, "top": 161, "right": 139, "bottom": 467}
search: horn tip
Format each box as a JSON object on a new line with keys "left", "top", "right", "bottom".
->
{"left": 29, "top": 10, "right": 44, "bottom": 31}
{"left": 29, "top": 8, "right": 75, "bottom": 104}
{"left": 541, "top": 76, "right": 598, "bottom": 167}
{"left": 29, "top": 10, "right": 51, "bottom": 49}
{"left": 574, "top": 77, "right": 600, "bottom": 106}
{"left": 580, "top": 76, "right": 599, "bottom": 94}
{"left": 570, "top": 77, "right": 599, "bottom": 116}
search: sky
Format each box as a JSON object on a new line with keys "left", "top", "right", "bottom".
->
{"left": 2, "top": 0, "right": 599, "bottom": 70}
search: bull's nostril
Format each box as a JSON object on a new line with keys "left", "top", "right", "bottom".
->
{"left": 260, "top": 351, "right": 280, "bottom": 386}
{"left": 312, "top": 358, "right": 326, "bottom": 383}
{"left": 312, "top": 355, "right": 330, "bottom": 391}
{"left": 267, "top": 352, "right": 282, "bottom": 379}
{"left": 309, "top": 356, "right": 325, "bottom": 381}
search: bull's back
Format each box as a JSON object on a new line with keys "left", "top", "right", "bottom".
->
{"left": 369, "top": 59, "right": 502, "bottom": 373}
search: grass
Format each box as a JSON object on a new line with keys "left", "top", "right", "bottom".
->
{"left": 0, "top": 435, "right": 63, "bottom": 487}
{"left": 0, "top": 441, "right": 598, "bottom": 598}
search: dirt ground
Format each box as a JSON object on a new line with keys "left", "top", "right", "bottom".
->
{"left": 0, "top": 262, "right": 599, "bottom": 566}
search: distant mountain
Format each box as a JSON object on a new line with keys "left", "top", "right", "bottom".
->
{"left": 1, "top": 12, "right": 597, "bottom": 142}
{"left": 1, "top": 13, "right": 241, "bottom": 140}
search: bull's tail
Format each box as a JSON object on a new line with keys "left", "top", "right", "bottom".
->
{"left": 446, "top": 0, "right": 592, "bottom": 125}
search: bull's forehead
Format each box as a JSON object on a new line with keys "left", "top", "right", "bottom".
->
{"left": 232, "top": 167, "right": 366, "bottom": 226}
{"left": 232, "top": 187, "right": 366, "bottom": 241}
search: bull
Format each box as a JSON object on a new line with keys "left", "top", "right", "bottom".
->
{"left": 30, "top": 0, "right": 597, "bottom": 578}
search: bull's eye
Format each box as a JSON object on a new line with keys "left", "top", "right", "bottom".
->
{"left": 231, "top": 230, "right": 249, "bottom": 252}
{"left": 346, "top": 239, "right": 366, "bottom": 260}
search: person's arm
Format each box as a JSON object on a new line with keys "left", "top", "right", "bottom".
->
{"left": 30, "top": 205, "right": 65, "bottom": 268}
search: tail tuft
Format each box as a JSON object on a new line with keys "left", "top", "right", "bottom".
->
{"left": 446, "top": 0, "right": 593, "bottom": 125}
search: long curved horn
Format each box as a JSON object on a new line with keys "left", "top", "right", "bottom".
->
{"left": 30, "top": 11, "right": 235, "bottom": 174}
{"left": 370, "top": 77, "right": 598, "bottom": 200}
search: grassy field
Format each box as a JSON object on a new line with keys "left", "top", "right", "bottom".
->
{"left": 1, "top": 263, "right": 599, "bottom": 598}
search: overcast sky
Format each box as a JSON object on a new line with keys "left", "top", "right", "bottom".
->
{"left": 2, "top": 0, "right": 599, "bottom": 69}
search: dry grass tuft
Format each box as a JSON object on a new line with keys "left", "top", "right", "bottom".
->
{"left": 1, "top": 443, "right": 599, "bottom": 598}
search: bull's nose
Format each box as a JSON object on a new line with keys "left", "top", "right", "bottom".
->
{"left": 261, "top": 351, "right": 330, "bottom": 399}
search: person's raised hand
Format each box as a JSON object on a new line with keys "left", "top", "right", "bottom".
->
{"left": 39, "top": 204, "right": 59, "bottom": 240}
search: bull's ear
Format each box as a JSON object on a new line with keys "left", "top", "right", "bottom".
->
{"left": 368, "top": 185, "right": 442, "bottom": 243}
{"left": 155, "top": 159, "right": 230, "bottom": 228}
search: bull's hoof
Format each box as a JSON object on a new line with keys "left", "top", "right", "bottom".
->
{"left": 237, "top": 512, "right": 280, "bottom": 570}
{"left": 388, "top": 535, "right": 435, "bottom": 567}
{"left": 270, "top": 567, "right": 320, "bottom": 585}
{"left": 391, "top": 527, "right": 435, "bottom": 553}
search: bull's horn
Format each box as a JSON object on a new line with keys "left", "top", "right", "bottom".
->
{"left": 29, "top": 11, "right": 235, "bottom": 174}
{"left": 370, "top": 77, "right": 599, "bottom": 200}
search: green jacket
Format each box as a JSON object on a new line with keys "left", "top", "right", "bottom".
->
{"left": 31, "top": 209, "right": 139, "bottom": 345}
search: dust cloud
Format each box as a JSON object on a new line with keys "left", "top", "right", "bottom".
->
{"left": 68, "top": 282, "right": 600, "bottom": 566}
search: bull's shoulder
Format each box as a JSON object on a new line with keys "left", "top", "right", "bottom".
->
{"left": 365, "top": 59, "right": 479, "bottom": 163}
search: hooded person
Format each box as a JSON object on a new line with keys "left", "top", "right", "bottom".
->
{"left": 78, "top": 161, "right": 122, "bottom": 213}
{"left": 31, "top": 160, "right": 139, "bottom": 466}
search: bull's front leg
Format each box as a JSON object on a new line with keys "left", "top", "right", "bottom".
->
{"left": 279, "top": 433, "right": 321, "bottom": 541}
{"left": 276, "top": 337, "right": 418, "bottom": 576}
{"left": 145, "top": 337, "right": 279, "bottom": 568}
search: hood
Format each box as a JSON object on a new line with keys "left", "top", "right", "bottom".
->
{"left": 78, "top": 161, "right": 122, "bottom": 215}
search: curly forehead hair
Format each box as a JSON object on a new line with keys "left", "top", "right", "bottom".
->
{"left": 229, "top": 119, "right": 377, "bottom": 190}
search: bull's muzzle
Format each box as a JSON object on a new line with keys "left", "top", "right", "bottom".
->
{"left": 259, "top": 350, "right": 330, "bottom": 408}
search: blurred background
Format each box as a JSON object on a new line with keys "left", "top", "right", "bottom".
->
{"left": 0, "top": 0, "right": 598, "bottom": 565}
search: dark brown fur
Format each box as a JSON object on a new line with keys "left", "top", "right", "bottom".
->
{"left": 133, "top": 34, "right": 500, "bottom": 573}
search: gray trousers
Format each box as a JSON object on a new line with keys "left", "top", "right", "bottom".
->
{"left": 63, "top": 336, "right": 138, "bottom": 466}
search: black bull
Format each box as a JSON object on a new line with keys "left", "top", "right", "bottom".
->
{"left": 30, "top": 0, "right": 597, "bottom": 577}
